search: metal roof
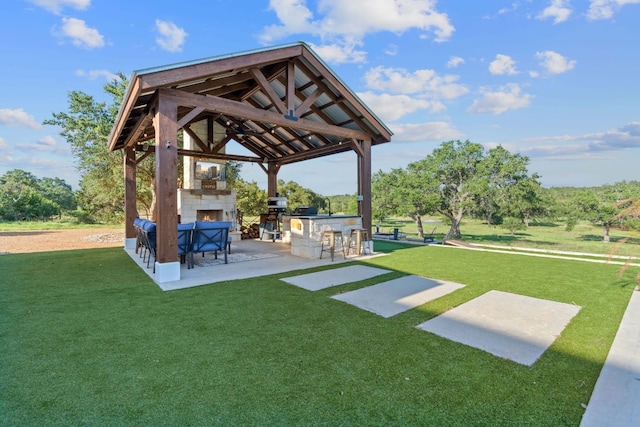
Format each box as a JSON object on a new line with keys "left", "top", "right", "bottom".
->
{"left": 108, "top": 42, "right": 392, "bottom": 165}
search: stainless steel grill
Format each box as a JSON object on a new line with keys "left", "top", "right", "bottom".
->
{"left": 267, "top": 196, "right": 287, "bottom": 213}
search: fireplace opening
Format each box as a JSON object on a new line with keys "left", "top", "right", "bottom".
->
{"left": 197, "top": 209, "right": 223, "bottom": 222}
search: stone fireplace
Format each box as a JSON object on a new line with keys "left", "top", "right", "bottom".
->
{"left": 177, "top": 120, "right": 237, "bottom": 228}
{"left": 197, "top": 209, "right": 223, "bottom": 222}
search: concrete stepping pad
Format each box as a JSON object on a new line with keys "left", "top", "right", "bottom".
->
{"left": 281, "top": 265, "right": 391, "bottom": 291}
{"left": 331, "top": 275, "right": 465, "bottom": 318}
{"left": 417, "top": 290, "right": 581, "bottom": 366}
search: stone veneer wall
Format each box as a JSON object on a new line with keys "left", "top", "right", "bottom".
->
{"left": 178, "top": 189, "right": 237, "bottom": 225}
{"left": 282, "top": 215, "right": 362, "bottom": 259}
{"left": 179, "top": 119, "right": 237, "bottom": 227}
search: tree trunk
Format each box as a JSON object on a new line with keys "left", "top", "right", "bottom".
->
{"left": 441, "top": 212, "right": 462, "bottom": 240}
{"left": 445, "top": 221, "right": 461, "bottom": 240}
{"left": 523, "top": 213, "right": 530, "bottom": 227}
{"left": 604, "top": 224, "right": 610, "bottom": 242}
{"left": 149, "top": 180, "right": 157, "bottom": 222}
{"left": 414, "top": 214, "right": 424, "bottom": 238}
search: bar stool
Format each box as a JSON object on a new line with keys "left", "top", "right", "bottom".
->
{"left": 348, "top": 228, "right": 371, "bottom": 256}
{"left": 320, "top": 230, "right": 346, "bottom": 261}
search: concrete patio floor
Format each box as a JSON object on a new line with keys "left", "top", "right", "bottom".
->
{"left": 125, "top": 238, "right": 380, "bottom": 291}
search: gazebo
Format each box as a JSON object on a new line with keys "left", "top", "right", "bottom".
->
{"left": 108, "top": 42, "right": 392, "bottom": 282}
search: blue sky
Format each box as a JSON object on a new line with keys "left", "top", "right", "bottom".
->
{"left": 1, "top": 0, "right": 639, "bottom": 196}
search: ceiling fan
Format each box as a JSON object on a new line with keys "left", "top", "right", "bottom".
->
{"left": 225, "top": 121, "right": 263, "bottom": 138}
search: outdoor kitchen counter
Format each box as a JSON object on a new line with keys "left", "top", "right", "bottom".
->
{"left": 281, "top": 214, "right": 362, "bottom": 259}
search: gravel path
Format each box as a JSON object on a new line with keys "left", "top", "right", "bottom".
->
{"left": 0, "top": 228, "right": 124, "bottom": 254}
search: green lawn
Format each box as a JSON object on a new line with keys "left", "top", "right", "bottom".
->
{"left": 378, "top": 218, "right": 640, "bottom": 258}
{"left": 1, "top": 243, "right": 636, "bottom": 426}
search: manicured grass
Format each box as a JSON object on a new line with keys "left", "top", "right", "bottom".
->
{"left": 381, "top": 218, "right": 640, "bottom": 258}
{"left": 1, "top": 244, "right": 636, "bottom": 426}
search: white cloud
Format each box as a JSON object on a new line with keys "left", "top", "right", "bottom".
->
{"left": 0, "top": 137, "right": 7, "bottom": 150}
{"left": 27, "top": 0, "right": 90, "bottom": 14}
{"left": 498, "top": 2, "right": 520, "bottom": 15}
{"left": 389, "top": 121, "right": 464, "bottom": 143}
{"left": 309, "top": 42, "right": 367, "bottom": 64}
{"left": 536, "top": 50, "right": 576, "bottom": 74}
{"left": 537, "top": 0, "right": 572, "bottom": 23}
{"left": 384, "top": 44, "right": 399, "bottom": 56}
{"left": 75, "top": 69, "right": 118, "bottom": 81}
{"left": 16, "top": 141, "right": 70, "bottom": 155}
{"left": 0, "top": 108, "right": 41, "bottom": 129}
{"left": 489, "top": 54, "right": 518, "bottom": 75}
{"left": 447, "top": 56, "right": 464, "bottom": 68}
{"left": 357, "top": 92, "right": 442, "bottom": 121}
{"left": 520, "top": 121, "right": 640, "bottom": 157}
{"left": 364, "top": 66, "right": 469, "bottom": 99}
{"left": 37, "top": 135, "right": 57, "bottom": 147}
{"left": 467, "top": 84, "right": 533, "bottom": 114}
{"left": 587, "top": 0, "right": 640, "bottom": 20}
{"left": 155, "top": 19, "right": 187, "bottom": 53}
{"left": 59, "top": 17, "right": 104, "bottom": 49}
{"left": 260, "top": 0, "right": 454, "bottom": 63}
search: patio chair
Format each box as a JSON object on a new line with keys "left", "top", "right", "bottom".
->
{"left": 192, "top": 221, "right": 231, "bottom": 265}
{"left": 140, "top": 220, "right": 157, "bottom": 271}
{"left": 133, "top": 217, "right": 146, "bottom": 254}
{"left": 423, "top": 226, "right": 437, "bottom": 243}
{"left": 177, "top": 222, "right": 195, "bottom": 269}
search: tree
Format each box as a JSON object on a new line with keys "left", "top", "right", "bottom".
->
{"left": 380, "top": 140, "right": 541, "bottom": 241}
{"left": 371, "top": 169, "right": 402, "bottom": 223}
{"left": 573, "top": 190, "right": 617, "bottom": 242}
{"left": 223, "top": 161, "right": 243, "bottom": 189}
{"left": 44, "top": 73, "right": 156, "bottom": 222}
{"left": 477, "top": 145, "right": 546, "bottom": 227}
{"left": 277, "top": 180, "right": 325, "bottom": 211}
{"left": 0, "top": 170, "right": 74, "bottom": 220}
{"left": 411, "top": 140, "right": 486, "bottom": 240}
{"left": 233, "top": 179, "right": 267, "bottom": 219}
{"left": 38, "top": 177, "right": 77, "bottom": 216}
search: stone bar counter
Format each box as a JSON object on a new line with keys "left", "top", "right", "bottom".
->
{"left": 281, "top": 214, "right": 362, "bottom": 259}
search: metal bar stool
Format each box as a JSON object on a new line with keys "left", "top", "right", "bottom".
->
{"left": 348, "top": 228, "right": 371, "bottom": 256}
{"left": 320, "top": 230, "right": 346, "bottom": 261}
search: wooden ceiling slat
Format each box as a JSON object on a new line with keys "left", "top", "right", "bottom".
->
{"left": 161, "top": 88, "right": 370, "bottom": 140}
{"left": 177, "top": 107, "right": 204, "bottom": 128}
{"left": 238, "top": 63, "right": 287, "bottom": 102}
{"left": 300, "top": 49, "right": 392, "bottom": 142}
{"left": 250, "top": 67, "right": 287, "bottom": 114}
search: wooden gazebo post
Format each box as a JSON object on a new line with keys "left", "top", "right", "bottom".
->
{"left": 266, "top": 162, "right": 280, "bottom": 197}
{"left": 356, "top": 138, "right": 373, "bottom": 237}
{"left": 153, "top": 91, "right": 180, "bottom": 281}
{"left": 123, "top": 144, "right": 137, "bottom": 250}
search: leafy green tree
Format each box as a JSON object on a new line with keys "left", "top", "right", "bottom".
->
{"left": 377, "top": 141, "right": 541, "bottom": 241}
{"left": 326, "top": 194, "right": 358, "bottom": 215}
{"left": 223, "top": 161, "right": 242, "bottom": 189}
{"left": 38, "top": 177, "right": 77, "bottom": 215}
{"left": 233, "top": 179, "right": 267, "bottom": 218}
{"left": 277, "top": 180, "right": 325, "bottom": 211}
{"left": 43, "top": 73, "right": 152, "bottom": 222}
{"left": 573, "top": 190, "right": 617, "bottom": 242}
{"left": 396, "top": 165, "right": 440, "bottom": 238}
{"left": 0, "top": 170, "right": 68, "bottom": 220}
{"left": 410, "top": 140, "right": 486, "bottom": 240}
{"left": 477, "top": 145, "right": 546, "bottom": 227}
{"left": 371, "top": 169, "right": 401, "bottom": 223}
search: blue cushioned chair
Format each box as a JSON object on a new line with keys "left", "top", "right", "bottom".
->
{"left": 192, "top": 221, "right": 231, "bottom": 265}
{"left": 177, "top": 222, "right": 195, "bottom": 268}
